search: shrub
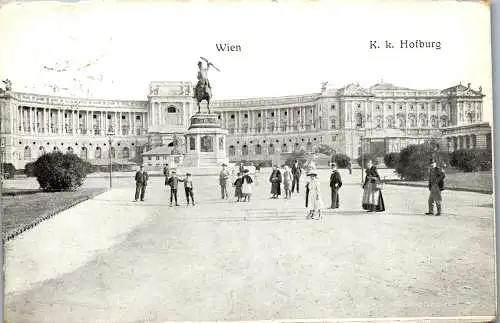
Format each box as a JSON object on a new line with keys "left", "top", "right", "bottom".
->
{"left": 284, "top": 150, "right": 308, "bottom": 167}
{"left": 449, "top": 149, "right": 492, "bottom": 172}
{"left": 394, "top": 143, "right": 448, "bottom": 181}
{"left": 356, "top": 153, "right": 379, "bottom": 168}
{"left": 332, "top": 154, "right": 351, "bottom": 168}
{"left": 1, "top": 163, "right": 16, "bottom": 179}
{"left": 24, "top": 162, "right": 36, "bottom": 177}
{"left": 316, "top": 144, "right": 335, "bottom": 156}
{"left": 384, "top": 152, "right": 400, "bottom": 168}
{"left": 33, "top": 152, "right": 89, "bottom": 191}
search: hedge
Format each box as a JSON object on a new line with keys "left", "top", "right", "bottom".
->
{"left": 449, "top": 149, "right": 492, "bottom": 172}
{"left": 24, "top": 162, "right": 36, "bottom": 177}
{"left": 332, "top": 154, "right": 351, "bottom": 168}
{"left": 395, "top": 143, "right": 450, "bottom": 181}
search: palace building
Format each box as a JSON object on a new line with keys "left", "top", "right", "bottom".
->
{"left": 0, "top": 81, "right": 492, "bottom": 169}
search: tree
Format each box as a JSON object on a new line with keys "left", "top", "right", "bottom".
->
{"left": 332, "top": 154, "right": 350, "bottom": 168}
{"left": 1, "top": 163, "right": 16, "bottom": 179}
{"left": 356, "top": 153, "right": 379, "bottom": 168}
{"left": 33, "top": 152, "right": 89, "bottom": 191}
{"left": 449, "top": 149, "right": 492, "bottom": 172}
{"left": 24, "top": 162, "right": 36, "bottom": 177}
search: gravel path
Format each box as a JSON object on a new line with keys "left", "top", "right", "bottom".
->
{"left": 4, "top": 169, "right": 496, "bottom": 322}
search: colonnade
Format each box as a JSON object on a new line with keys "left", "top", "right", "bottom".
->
{"left": 16, "top": 106, "right": 147, "bottom": 136}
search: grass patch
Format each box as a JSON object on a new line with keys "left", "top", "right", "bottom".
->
{"left": 385, "top": 171, "right": 493, "bottom": 194}
{"left": 2, "top": 187, "right": 107, "bottom": 241}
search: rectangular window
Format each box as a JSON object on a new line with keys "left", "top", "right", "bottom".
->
{"left": 148, "top": 156, "right": 152, "bottom": 160}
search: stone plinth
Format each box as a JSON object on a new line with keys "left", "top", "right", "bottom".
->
{"left": 182, "top": 114, "right": 229, "bottom": 168}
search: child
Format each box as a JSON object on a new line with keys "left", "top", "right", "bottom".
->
{"left": 183, "top": 173, "right": 195, "bottom": 206}
{"left": 233, "top": 172, "right": 243, "bottom": 202}
{"left": 241, "top": 169, "right": 254, "bottom": 202}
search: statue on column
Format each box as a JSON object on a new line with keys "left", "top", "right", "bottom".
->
{"left": 171, "top": 134, "right": 181, "bottom": 155}
{"left": 194, "top": 57, "right": 220, "bottom": 114}
{"left": 2, "top": 79, "right": 12, "bottom": 92}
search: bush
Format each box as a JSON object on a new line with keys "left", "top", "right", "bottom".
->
{"left": 384, "top": 152, "right": 400, "bottom": 168}
{"left": 394, "top": 143, "right": 448, "bottom": 181}
{"left": 33, "top": 152, "right": 89, "bottom": 191}
{"left": 1, "top": 163, "right": 16, "bottom": 179}
{"left": 356, "top": 153, "right": 379, "bottom": 168}
{"left": 449, "top": 149, "right": 492, "bottom": 172}
{"left": 24, "top": 162, "right": 36, "bottom": 177}
{"left": 332, "top": 154, "right": 351, "bottom": 168}
{"left": 284, "top": 150, "right": 308, "bottom": 167}
{"left": 316, "top": 144, "right": 335, "bottom": 156}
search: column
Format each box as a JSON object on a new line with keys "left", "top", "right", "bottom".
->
{"left": 19, "top": 107, "right": 23, "bottom": 133}
{"left": 72, "top": 110, "right": 76, "bottom": 135}
{"left": 118, "top": 112, "right": 122, "bottom": 135}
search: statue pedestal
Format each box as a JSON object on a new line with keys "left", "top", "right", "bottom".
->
{"left": 182, "top": 114, "right": 228, "bottom": 168}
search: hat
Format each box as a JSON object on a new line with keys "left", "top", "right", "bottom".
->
{"left": 243, "top": 169, "right": 249, "bottom": 173}
{"left": 221, "top": 163, "right": 227, "bottom": 166}
{"left": 171, "top": 170, "right": 177, "bottom": 173}
{"left": 307, "top": 171, "right": 317, "bottom": 177}
{"left": 186, "top": 173, "right": 191, "bottom": 176}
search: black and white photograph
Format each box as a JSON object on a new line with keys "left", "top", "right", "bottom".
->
{"left": 0, "top": 1, "right": 496, "bottom": 322}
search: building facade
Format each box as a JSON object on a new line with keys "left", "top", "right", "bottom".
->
{"left": 0, "top": 81, "right": 491, "bottom": 169}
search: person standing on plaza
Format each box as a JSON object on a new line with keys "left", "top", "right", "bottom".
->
{"left": 329, "top": 163, "right": 342, "bottom": 209}
{"left": 182, "top": 173, "right": 195, "bottom": 206}
{"left": 219, "top": 163, "right": 230, "bottom": 199}
{"left": 233, "top": 172, "right": 243, "bottom": 202}
{"left": 425, "top": 160, "right": 446, "bottom": 216}
{"left": 167, "top": 170, "right": 183, "bottom": 206}
{"left": 305, "top": 171, "right": 323, "bottom": 220}
{"left": 347, "top": 160, "right": 352, "bottom": 175}
{"left": 361, "top": 160, "right": 385, "bottom": 212}
{"left": 269, "top": 165, "right": 282, "bottom": 199}
{"left": 291, "top": 160, "right": 302, "bottom": 193}
{"left": 239, "top": 162, "right": 245, "bottom": 175}
{"left": 134, "top": 165, "right": 148, "bottom": 202}
{"left": 241, "top": 169, "right": 254, "bottom": 202}
{"left": 163, "top": 163, "right": 170, "bottom": 184}
{"left": 282, "top": 165, "right": 293, "bottom": 199}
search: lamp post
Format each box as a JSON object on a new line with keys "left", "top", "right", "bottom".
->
{"left": 107, "top": 130, "right": 115, "bottom": 188}
{"left": 360, "top": 132, "right": 364, "bottom": 183}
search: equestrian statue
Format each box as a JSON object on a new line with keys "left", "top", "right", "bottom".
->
{"left": 194, "top": 56, "right": 220, "bottom": 114}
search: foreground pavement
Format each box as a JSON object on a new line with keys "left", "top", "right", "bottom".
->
{"left": 4, "top": 169, "right": 496, "bottom": 322}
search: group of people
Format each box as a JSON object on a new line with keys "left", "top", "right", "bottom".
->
{"left": 135, "top": 158, "right": 446, "bottom": 218}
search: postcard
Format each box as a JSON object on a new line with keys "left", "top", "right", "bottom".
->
{"left": 0, "top": 0, "right": 495, "bottom": 322}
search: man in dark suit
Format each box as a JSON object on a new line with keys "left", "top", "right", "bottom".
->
{"left": 425, "top": 160, "right": 445, "bottom": 216}
{"left": 163, "top": 163, "right": 170, "bottom": 185}
{"left": 291, "top": 160, "right": 302, "bottom": 193}
{"left": 167, "top": 170, "right": 183, "bottom": 206}
{"left": 134, "top": 165, "right": 149, "bottom": 202}
{"left": 329, "top": 163, "right": 342, "bottom": 209}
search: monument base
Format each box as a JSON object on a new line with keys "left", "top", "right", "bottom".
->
{"left": 182, "top": 113, "right": 229, "bottom": 168}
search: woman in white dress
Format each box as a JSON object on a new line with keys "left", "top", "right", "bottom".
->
{"left": 305, "top": 170, "right": 323, "bottom": 220}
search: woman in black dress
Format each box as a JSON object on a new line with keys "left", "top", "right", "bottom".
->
{"left": 361, "top": 160, "right": 385, "bottom": 212}
{"left": 269, "top": 165, "right": 282, "bottom": 199}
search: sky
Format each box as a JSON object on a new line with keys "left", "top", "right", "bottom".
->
{"left": 0, "top": 0, "right": 493, "bottom": 122}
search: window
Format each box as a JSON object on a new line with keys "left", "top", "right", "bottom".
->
{"left": 156, "top": 156, "right": 160, "bottom": 160}
{"left": 331, "top": 118, "right": 336, "bottom": 129}
{"left": 242, "top": 145, "right": 248, "bottom": 156}
{"left": 122, "top": 147, "right": 130, "bottom": 158}
{"left": 95, "top": 147, "right": 102, "bottom": 159}
{"left": 167, "top": 106, "right": 177, "bottom": 113}
{"left": 281, "top": 143, "right": 288, "bottom": 153}
{"left": 255, "top": 144, "right": 262, "bottom": 155}
{"left": 24, "top": 146, "right": 31, "bottom": 159}
{"left": 268, "top": 144, "right": 275, "bottom": 154}
{"left": 189, "top": 137, "right": 196, "bottom": 150}
{"left": 355, "top": 113, "right": 363, "bottom": 128}
{"left": 148, "top": 156, "right": 152, "bottom": 160}
{"left": 331, "top": 104, "right": 336, "bottom": 110}
{"left": 229, "top": 145, "right": 235, "bottom": 156}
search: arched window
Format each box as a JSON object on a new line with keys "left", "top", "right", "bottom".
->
{"left": 387, "top": 116, "right": 394, "bottom": 128}
{"left": 431, "top": 116, "right": 438, "bottom": 128}
{"left": 53, "top": 146, "right": 60, "bottom": 152}
{"left": 268, "top": 144, "right": 275, "bottom": 155}
{"left": 466, "top": 112, "right": 473, "bottom": 124}
{"left": 294, "top": 142, "right": 300, "bottom": 152}
{"left": 306, "top": 142, "right": 313, "bottom": 152}
{"left": 376, "top": 116, "right": 383, "bottom": 128}
{"left": 440, "top": 116, "right": 448, "bottom": 127}
{"left": 24, "top": 146, "right": 31, "bottom": 160}
{"left": 420, "top": 117, "right": 427, "bottom": 127}
{"left": 355, "top": 113, "right": 363, "bottom": 128}
{"left": 167, "top": 106, "right": 177, "bottom": 113}
{"left": 281, "top": 143, "right": 288, "bottom": 153}
{"left": 81, "top": 147, "right": 88, "bottom": 160}
{"left": 95, "top": 147, "right": 102, "bottom": 159}
{"left": 398, "top": 116, "right": 405, "bottom": 129}
{"left": 122, "top": 147, "right": 130, "bottom": 159}
{"left": 110, "top": 147, "right": 116, "bottom": 158}
{"left": 242, "top": 145, "right": 248, "bottom": 156}
{"left": 67, "top": 147, "right": 74, "bottom": 154}
{"left": 229, "top": 145, "right": 236, "bottom": 156}
{"left": 331, "top": 118, "right": 337, "bottom": 129}
{"left": 39, "top": 146, "right": 46, "bottom": 157}
{"left": 409, "top": 114, "right": 417, "bottom": 128}
{"left": 255, "top": 144, "right": 262, "bottom": 155}
{"left": 268, "top": 122, "right": 275, "bottom": 132}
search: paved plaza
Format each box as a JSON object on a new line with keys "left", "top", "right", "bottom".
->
{"left": 3, "top": 169, "right": 496, "bottom": 322}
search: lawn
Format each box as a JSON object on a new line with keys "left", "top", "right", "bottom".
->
{"left": 386, "top": 170, "right": 493, "bottom": 193}
{"left": 2, "top": 187, "right": 107, "bottom": 240}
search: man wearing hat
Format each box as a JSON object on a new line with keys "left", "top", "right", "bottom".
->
{"left": 219, "top": 163, "right": 230, "bottom": 199}
{"left": 329, "top": 163, "right": 342, "bottom": 209}
{"left": 425, "top": 159, "right": 446, "bottom": 216}
{"left": 134, "top": 165, "right": 149, "bottom": 202}
{"left": 167, "top": 170, "right": 183, "bottom": 206}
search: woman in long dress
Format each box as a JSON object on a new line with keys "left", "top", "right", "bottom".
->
{"left": 282, "top": 165, "right": 293, "bottom": 199}
{"left": 305, "top": 171, "right": 323, "bottom": 220}
{"left": 269, "top": 165, "right": 282, "bottom": 199}
{"left": 361, "top": 160, "right": 385, "bottom": 212}
{"left": 241, "top": 169, "right": 254, "bottom": 202}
